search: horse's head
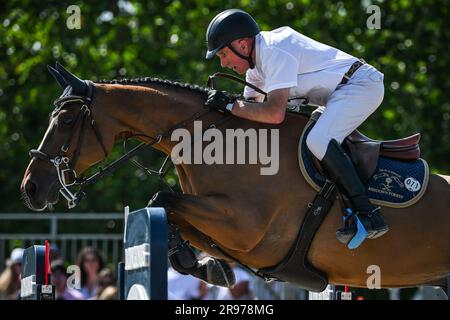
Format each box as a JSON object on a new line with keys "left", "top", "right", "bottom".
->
{"left": 20, "top": 63, "right": 111, "bottom": 211}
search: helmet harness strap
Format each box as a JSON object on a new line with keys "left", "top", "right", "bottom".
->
{"left": 227, "top": 37, "right": 256, "bottom": 69}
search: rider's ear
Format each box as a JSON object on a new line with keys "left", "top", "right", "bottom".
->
{"left": 241, "top": 40, "right": 247, "bottom": 51}
{"left": 47, "top": 65, "right": 67, "bottom": 89}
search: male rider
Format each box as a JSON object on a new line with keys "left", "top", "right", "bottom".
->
{"left": 204, "top": 9, "right": 389, "bottom": 243}
{"left": 167, "top": 9, "right": 389, "bottom": 288}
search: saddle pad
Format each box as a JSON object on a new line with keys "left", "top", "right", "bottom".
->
{"left": 298, "top": 120, "right": 429, "bottom": 208}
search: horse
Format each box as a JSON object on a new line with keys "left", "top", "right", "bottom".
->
{"left": 20, "top": 63, "right": 450, "bottom": 292}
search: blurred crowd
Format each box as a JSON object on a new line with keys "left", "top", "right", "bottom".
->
{"left": 0, "top": 246, "right": 255, "bottom": 300}
{"left": 0, "top": 245, "right": 118, "bottom": 300}
{"left": 168, "top": 262, "right": 254, "bottom": 300}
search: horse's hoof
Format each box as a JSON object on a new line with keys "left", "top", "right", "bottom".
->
{"left": 199, "top": 257, "right": 236, "bottom": 288}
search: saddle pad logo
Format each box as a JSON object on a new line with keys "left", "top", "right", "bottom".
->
{"left": 373, "top": 170, "right": 404, "bottom": 194}
{"left": 404, "top": 177, "right": 421, "bottom": 192}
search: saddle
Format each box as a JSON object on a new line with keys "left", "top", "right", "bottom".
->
{"left": 309, "top": 112, "right": 421, "bottom": 182}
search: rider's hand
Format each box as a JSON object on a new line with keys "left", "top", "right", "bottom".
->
{"left": 204, "top": 90, "right": 236, "bottom": 113}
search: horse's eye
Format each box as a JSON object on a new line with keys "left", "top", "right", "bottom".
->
{"left": 62, "top": 116, "right": 74, "bottom": 125}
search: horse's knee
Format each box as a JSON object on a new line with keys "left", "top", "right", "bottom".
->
{"left": 306, "top": 128, "right": 330, "bottom": 161}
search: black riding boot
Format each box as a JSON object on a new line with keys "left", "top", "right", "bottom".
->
{"left": 320, "top": 139, "right": 389, "bottom": 244}
{"left": 168, "top": 224, "right": 235, "bottom": 287}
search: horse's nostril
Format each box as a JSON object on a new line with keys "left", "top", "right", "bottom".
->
{"left": 25, "top": 179, "right": 37, "bottom": 198}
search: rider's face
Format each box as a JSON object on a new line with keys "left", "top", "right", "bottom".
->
{"left": 216, "top": 40, "right": 250, "bottom": 75}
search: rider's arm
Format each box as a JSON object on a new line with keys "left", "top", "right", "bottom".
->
{"left": 230, "top": 87, "right": 290, "bottom": 124}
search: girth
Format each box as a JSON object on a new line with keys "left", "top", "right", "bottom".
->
{"left": 257, "top": 180, "right": 337, "bottom": 292}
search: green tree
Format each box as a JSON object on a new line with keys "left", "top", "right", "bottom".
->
{"left": 1, "top": 0, "right": 449, "bottom": 214}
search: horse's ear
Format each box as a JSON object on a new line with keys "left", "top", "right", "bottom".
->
{"left": 47, "top": 65, "right": 67, "bottom": 89}
{"left": 55, "top": 61, "right": 87, "bottom": 95}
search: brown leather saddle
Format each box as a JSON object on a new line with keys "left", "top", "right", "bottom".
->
{"left": 344, "top": 130, "right": 420, "bottom": 182}
{"left": 310, "top": 112, "right": 421, "bottom": 182}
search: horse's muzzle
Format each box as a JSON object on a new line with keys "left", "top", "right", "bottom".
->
{"left": 21, "top": 173, "right": 60, "bottom": 211}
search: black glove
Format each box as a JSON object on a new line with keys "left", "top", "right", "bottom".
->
{"left": 204, "top": 90, "right": 236, "bottom": 113}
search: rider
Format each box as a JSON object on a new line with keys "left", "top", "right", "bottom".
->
{"left": 204, "top": 9, "right": 389, "bottom": 244}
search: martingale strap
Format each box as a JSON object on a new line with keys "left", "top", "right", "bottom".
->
{"left": 256, "top": 181, "right": 337, "bottom": 291}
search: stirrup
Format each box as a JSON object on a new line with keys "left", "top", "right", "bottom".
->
{"left": 347, "top": 210, "right": 369, "bottom": 249}
{"left": 337, "top": 207, "right": 389, "bottom": 249}
{"left": 339, "top": 209, "right": 369, "bottom": 249}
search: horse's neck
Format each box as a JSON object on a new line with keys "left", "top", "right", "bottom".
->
{"left": 95, "top": 83, "right": 205, "bottom": 153}
{"left": 94, "top": 83, "right": 312, "bottom": 195}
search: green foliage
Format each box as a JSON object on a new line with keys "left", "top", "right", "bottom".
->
{"left": 1, "top": 1, "right": 449, "bottom": 213}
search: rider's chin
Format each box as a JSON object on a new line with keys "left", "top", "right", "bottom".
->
{"left": 234, "top": 67, "right": 244, "bottom": 75}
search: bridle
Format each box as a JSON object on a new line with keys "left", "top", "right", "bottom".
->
{"left": 29, "top": 81, "right": 108, "bottom": 208}
{"left": 29, "top": 80, "right": 215, "bottom": 209}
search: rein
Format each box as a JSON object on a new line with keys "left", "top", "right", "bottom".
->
{"left": 207, "top": 72, "right": 268, "bottom": 99}
{"left": 207, "top": 72, "right": 310, "bottom": 107}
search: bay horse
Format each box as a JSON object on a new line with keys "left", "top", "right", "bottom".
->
{"left": 21, "top": 64, "right": 450, "bottom": 291}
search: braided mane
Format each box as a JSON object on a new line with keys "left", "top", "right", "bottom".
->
{"left": 97, "top": 77, "right": 210, "bottom": 96}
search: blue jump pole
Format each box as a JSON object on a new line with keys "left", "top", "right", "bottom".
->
{"left": 118, "top": 207, "right": 168, "bottom": 300}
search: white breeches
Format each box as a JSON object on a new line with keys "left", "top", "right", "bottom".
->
{"left": 306, "top": 63, "right": 385, "bottom": 160}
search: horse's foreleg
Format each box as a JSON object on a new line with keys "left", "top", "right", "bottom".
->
{"left": 148, "top": 191, "right": 261, "bottom": 252}
{"left": 171, "top": 217, "right": 233, "bottom": 261}
{"left": 148, "top": 192, "right": 236, "bottom": 287}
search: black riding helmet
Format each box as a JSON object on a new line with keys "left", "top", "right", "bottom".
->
{"left": 205, "top": 9, "right": 260, "bottom": 68}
